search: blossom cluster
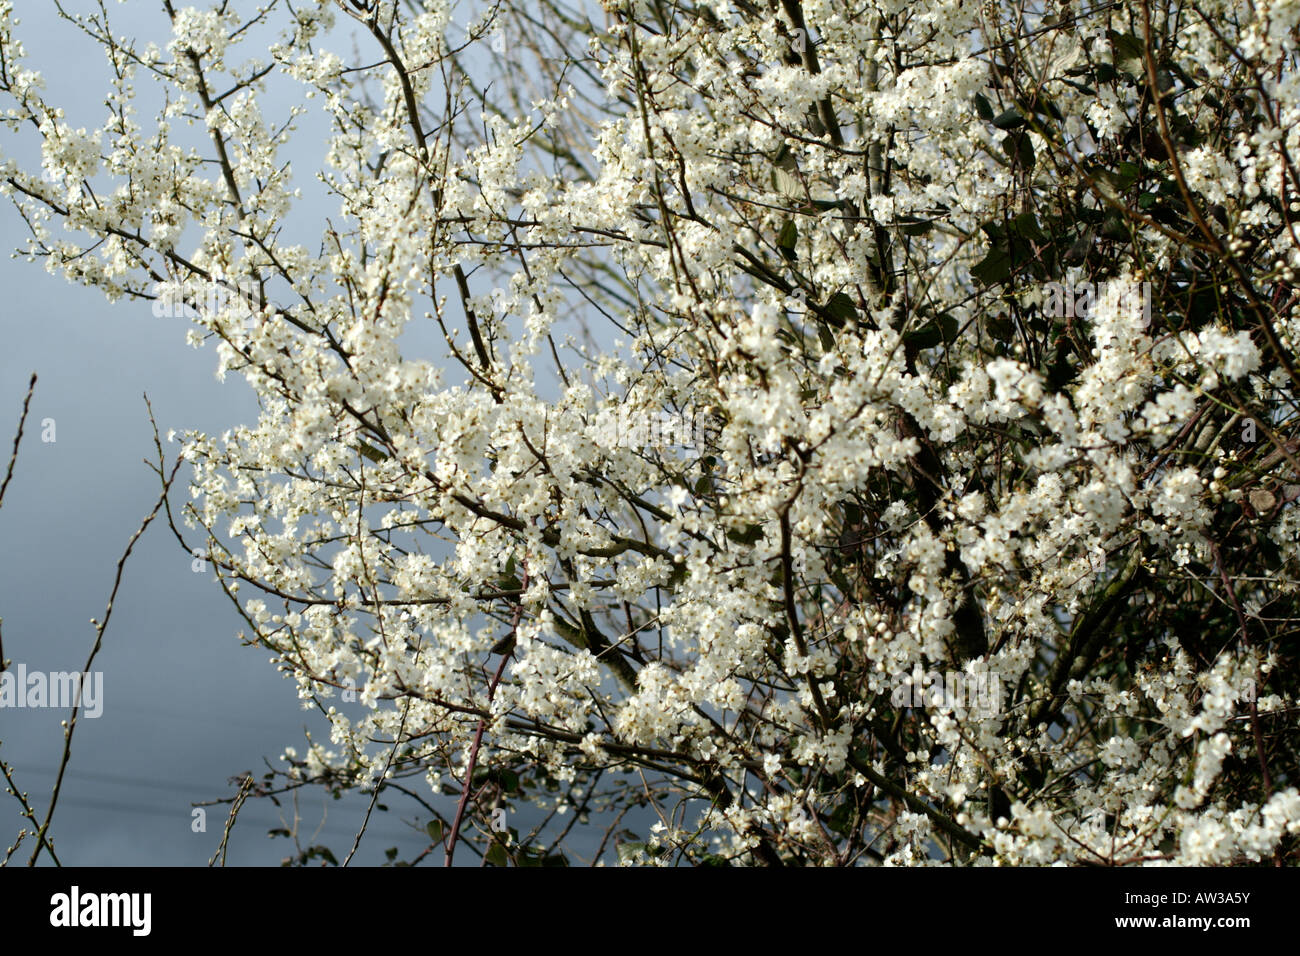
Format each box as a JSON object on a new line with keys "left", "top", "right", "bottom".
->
{"left": 1, "top": 0, "right": 1297, "bottom": 865}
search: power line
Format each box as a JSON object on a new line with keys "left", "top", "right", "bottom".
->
{"left": 6, "top": 792, "right": 425, "bottom": 847}
{"left": 16, "top": 763, "right": 222, "bottom": 797}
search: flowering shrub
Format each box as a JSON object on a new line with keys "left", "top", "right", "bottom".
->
{"left": 2, "top": 0, "right": 1299, "bottom": 865}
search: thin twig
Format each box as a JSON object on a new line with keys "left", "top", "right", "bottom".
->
{"left": 208, "top": 773, "right": 256, "bottom": 867}
{"left": 27, "top": 422, "right": 183, "bottom": 865}
{"left": 445, "top": 568, "right": 528, "bottom": 867}
{"left": 0, "top": 372, "right": 37, "bottom": 513}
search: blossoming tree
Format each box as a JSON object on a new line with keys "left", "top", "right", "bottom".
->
{"left": 2, "top": 0, "right": 1299, "bottom": 865}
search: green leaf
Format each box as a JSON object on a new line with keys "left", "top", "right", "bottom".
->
{"left": 905, "top": 312, "right": 959, "bottom": 351}
{"left": 822, "top": 292, "right": 859, "bottom": 326}
{"left": 971, "top": 245, "right": 1012, "bottom": 286}
{"left": 1002, "top": 131, "right": 1035, "bottom": 173}
{"left": 1095, "top": 62, "right": 1119, "bottom": 84}
{"left": 1100, "top": 212, "right": 1129, "bottom": 241}
{"left": 385, "top": 847, "right": 398, "bottom": 861}
{"left": 974, "top": 92, "right": 994, "bottom": 121}
{"left": 992, "top": 109, "right": 1025, "bottom": 130}
{"left": 726, "top": 524, "right": 764, "bottom": 546}
{"left": 500, "top": 770, "right": 520, "bottom": 793}
{"left": 777, "top": 219, "right": 798, "bottom": 260}
{"left": 617, "top": 841, "right": 649, "bottom": 863}
{"left": 1108, "top": 30, "right": 1146, "bottom": 78}
{"left": 1063, "top": 235, "right": 1091, "bottom": 265}
{"left": 938, "top": 312, "right": 959, "bottom": 343}
{"left": 772, "top": 142, "right": 797, "bottom": 171}
{"left": 899, "top": 214, "right": 933, "bottom": 236}
{"left": 797, "top": 198, "right": 845, "bottom": 214}
{"left": 828, "top": 799, "right": 855, "bottom": 835}
{"left": 1010, "top": 212, "right": 1045, "bottom": 242}
{"left": 426, "top": 819, "right": 443, "bottom": 843}
{"left": 1027, "top": 93, "right": 1064, "bottom": 122}
{"left": 905, "top": 324, "right": 941, "bottom": 350}
{"left": 817, "top": 321, "right": 836, "bottom": 353}
{"left": 987, "top": 315, "right": 1015, "bottom": 342}
{"left": 313, "top": 846, "right": 339, "bottom": 866}
{"left": 1081, "top": 164, "right": 1118, "bottom": 201}
{"left": 772, "top": 147, "right": 802, "bottom": 198}
{"left": 485, "top": 842, "right": 508, "bottom": 866}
